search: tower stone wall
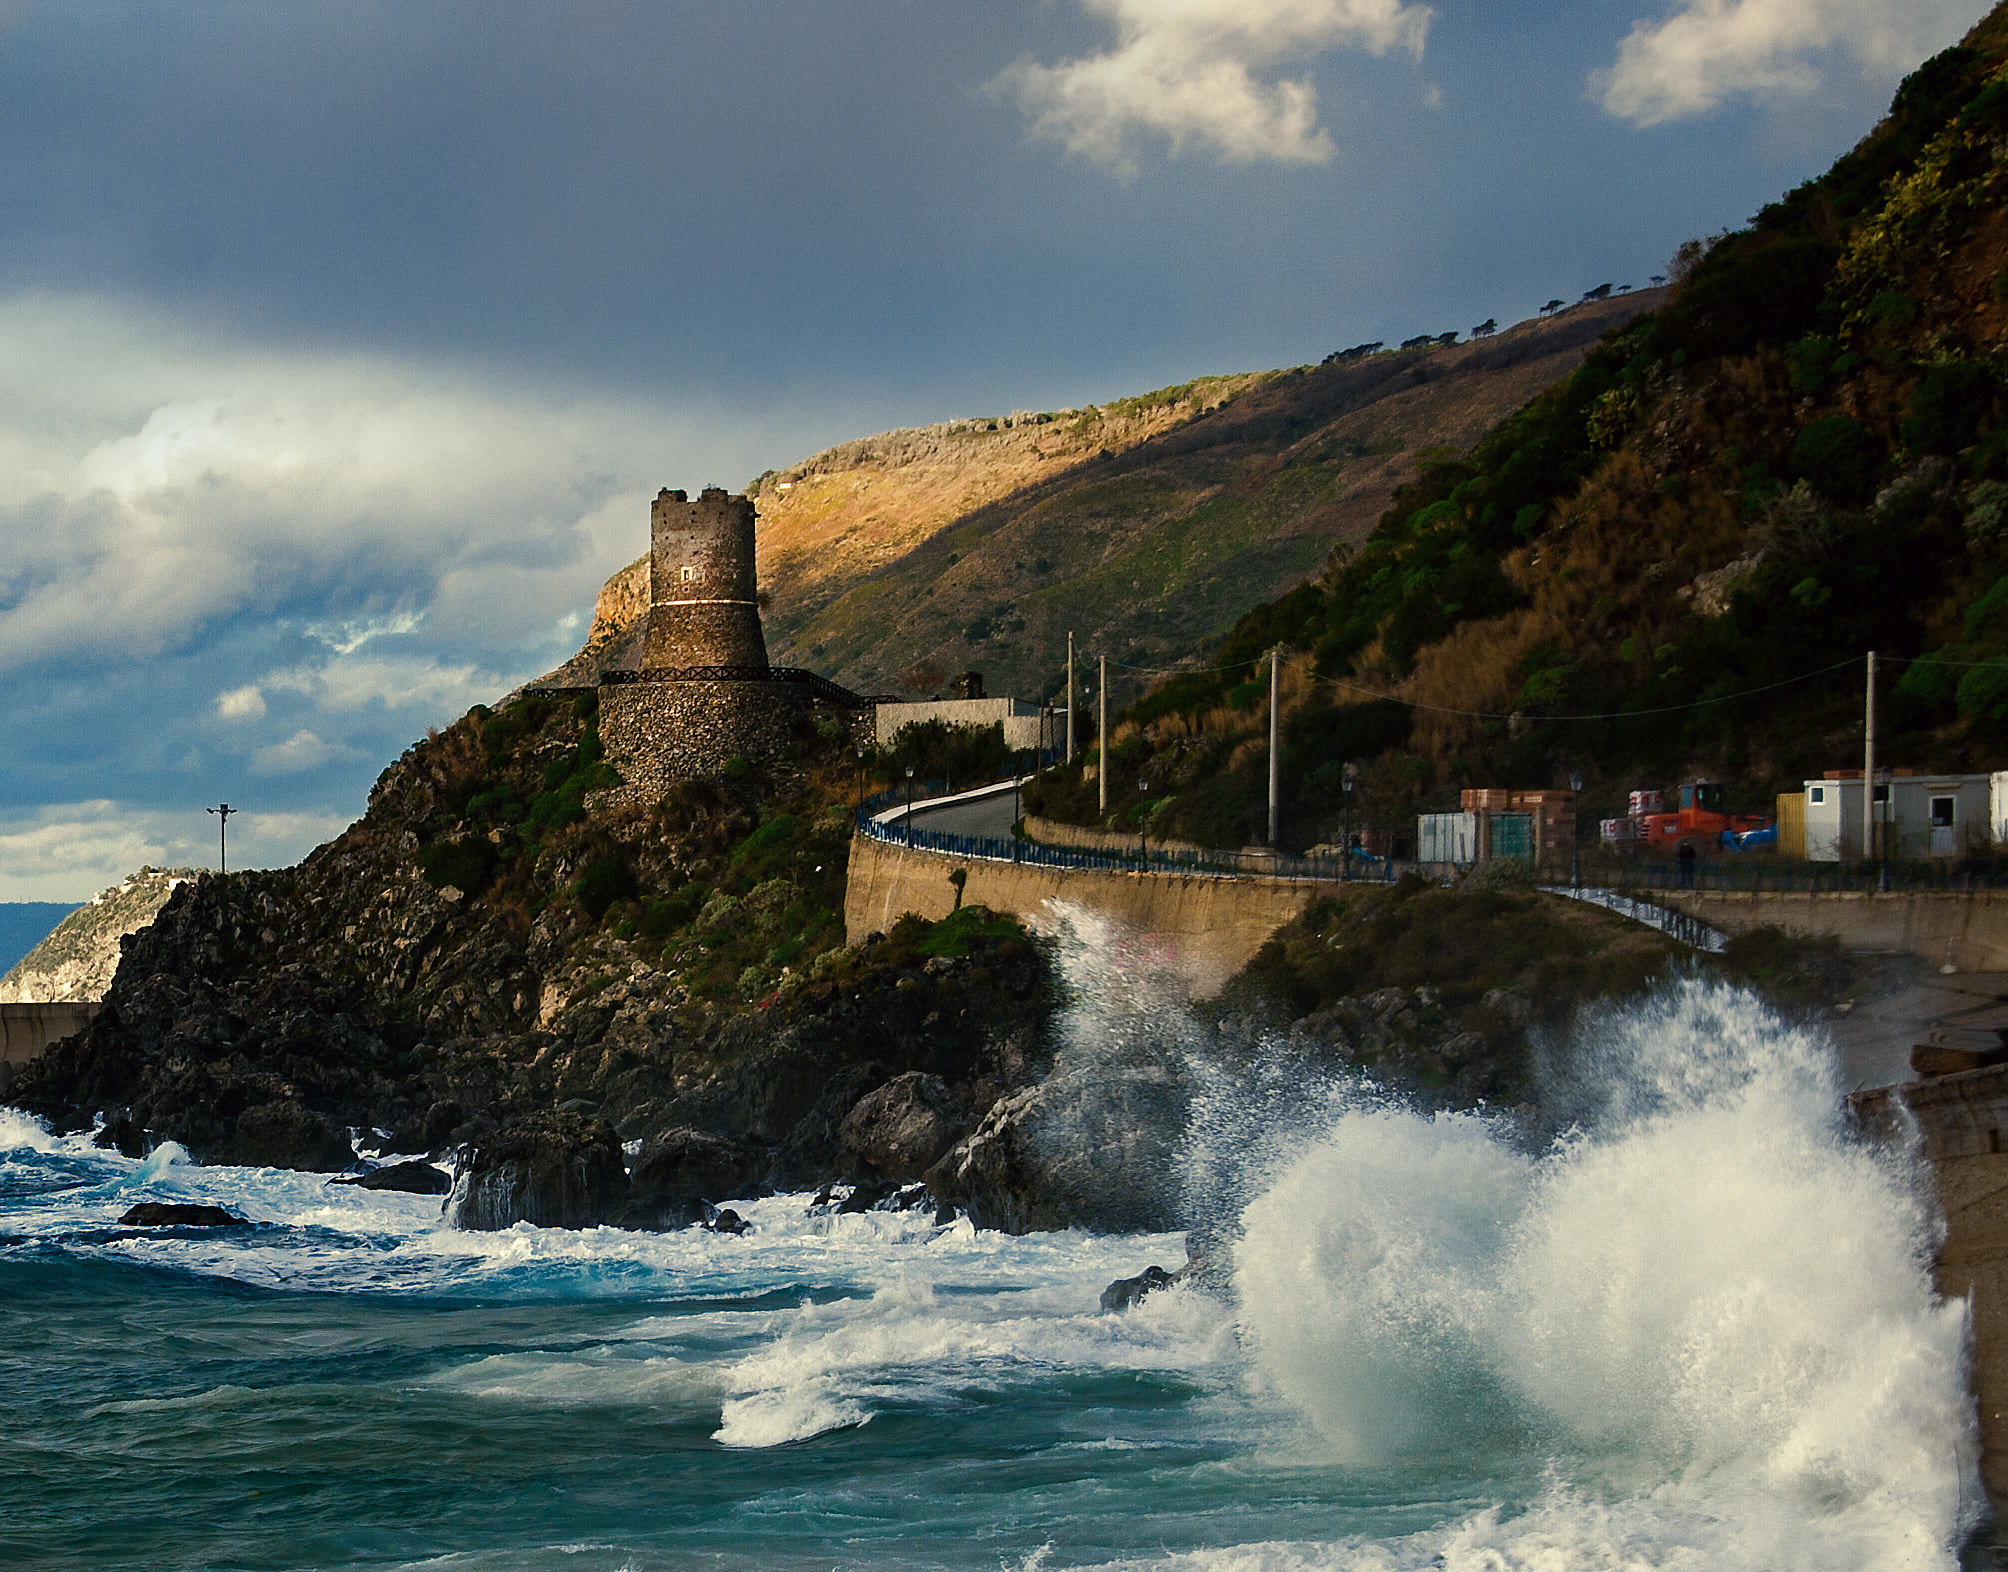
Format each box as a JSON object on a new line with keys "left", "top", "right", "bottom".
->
{"left": 641, "top": 486, "right": 769, "bottom": 671}
{"left": 593, "top": 484, "right": 872, "bottom": 796}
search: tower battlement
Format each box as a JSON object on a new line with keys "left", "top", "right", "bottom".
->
{"left": 641, "top": 486, "right": 769, "bottom": 671}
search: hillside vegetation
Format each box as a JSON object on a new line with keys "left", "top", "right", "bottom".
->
{"left": 557, "top": 300, "right": 1655, "bottom": 701}
{"left": 1030, "top": 5, "right": 2008, "bottom": 854}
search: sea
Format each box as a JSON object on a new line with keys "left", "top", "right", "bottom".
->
{"left": 0, "top": 917, "right": 1986, "bottom": 1572}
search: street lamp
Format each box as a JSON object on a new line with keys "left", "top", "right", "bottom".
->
{"left": 904, "top": 766, "right": 915, "bottom": 841}
{"left": 1342, "top": 767, "right": 1355, "bottom": 881}
{"left": 1139, "top": 779, "right": 1150, "bottom": 863}
{"left": 1569, "top": 772, "right": 1584, "bottom": 890}
{"left": 856, "top": 748, "right": 867, "bottom": 823}
{"left": 207, "top": 803, "right": 235, "bottom": 875}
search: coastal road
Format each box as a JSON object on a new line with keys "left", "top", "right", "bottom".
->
{"left": 874, "top": 778, "right": 1025, "bottom": 840}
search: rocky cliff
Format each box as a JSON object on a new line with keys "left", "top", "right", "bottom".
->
{"left": 0, "top": 869, "right": 193, "bottom": 1004}
{"left": 8, "top": 692, "right": 1063, "bottom": 1226}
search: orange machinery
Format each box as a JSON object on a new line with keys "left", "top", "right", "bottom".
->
{"left": 1599, "top": 781, "right": 1774, "bottom": 854}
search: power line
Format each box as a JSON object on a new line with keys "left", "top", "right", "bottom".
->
{"left": 1301, "top": 656, "right": 1864, "bottom": 721}
{"left": 1090, "top": 644, "right": 1983, "bottom": 722}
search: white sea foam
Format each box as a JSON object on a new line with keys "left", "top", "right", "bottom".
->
{"left": 708, "top": 1263, "right": 1234, "bottom": 1446}
{"left": 1227, "top": 976, "right": 1978, "bottom": 1571}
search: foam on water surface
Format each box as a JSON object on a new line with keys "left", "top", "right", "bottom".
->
{"left": 0, "top": 964, "right": 1985, "bottom": 1570}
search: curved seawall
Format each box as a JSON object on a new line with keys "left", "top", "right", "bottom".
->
{"left": 843, "top": 832, "right": 1318, "bottom": 997}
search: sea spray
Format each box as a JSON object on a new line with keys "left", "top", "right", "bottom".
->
{"left": 1231, "top": 975, "right": 1979, "bottom": 1569}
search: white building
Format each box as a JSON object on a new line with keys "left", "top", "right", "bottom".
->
{"left": 1801, "top": 771, "right": 2005, "bottom": 860}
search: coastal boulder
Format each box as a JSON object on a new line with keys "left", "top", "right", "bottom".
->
{"left": 1100, "top": 1264, "right": 1174, "bottom": 1313}
{"left": 332, "top": 1159, "right": 452, "bottom": 1195}
{"left": 453, "top": 1111, "right": 628, "bottom": 1231}
{"left": 229, "top": 1102, "right": 358, "bottom": 1172}
{"left": 118, "top": 1202, "right": 248, "bottom": 1227}
{"left": 923, "top": 1056, "right": 1185, "bottom": 1235}
{"left": 838, "top": 1071, "right": 966, "bottom": 1182}
{"left": 620, "top": 1127, "right": 760, "bottom": 1230}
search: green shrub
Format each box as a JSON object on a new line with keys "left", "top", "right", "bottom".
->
{"left": 1907, "top": 361, "right": 1996, "bottom": 454}
{"left": 1956, "top": 656, "right": 2008, "bottom": 725}
{"left": 1790, "top": 416, "right": 1880, "bottom": 504}
{"left": 417, "top": 841, "right": 494, "bottom": 895}
{"left": 641, "top": 883, "right": 709, "bottom": 939}
{"left": 574, "top": 854, "right": 635, "bottom": 921}
{"left": 1785, "top": 336, "right": 1835, "bottom": 396}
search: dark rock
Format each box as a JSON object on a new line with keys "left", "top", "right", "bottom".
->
{"left": 454, "top": 1110, "right": 628, "bottom": 1230}
{"left": 1914, "top": 1042, "right": 2008, "bottom": 1077}
{"left": 708, "top": 1207, "right": 749, "bottom": 1235}
{"left": 1100, "top": 1265, "right": 1174, "bottom": 1313}
{"left": 838, "top": 1180, "right": 895, "bottom": 1214}
{"left": 93, "top": 1113, "right": 148, "bottom": 1159}
{"left": 619, "top": 1126, "right": 759, "bottom": 1230}
{"left": 838, "top": 1071, "right": 966, "bottom": 1182}
{"left": 390, "top": 1101, "right": 463, "bottom": 1157}
{"left": 924, "top": 1056, "right": 1186, "bottom": 1235}
{"left": 118, "top": 1202, "right": 248, "bottom": 1228}
{"left": 229, "top": 1102, "right": 358, "bottom": 1172}
{"left": 331, "top": 1159, "right": 452, "bottom": 1195}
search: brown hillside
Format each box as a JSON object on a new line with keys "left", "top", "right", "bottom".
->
{"left": 553, "top": 294, "right": 1658, "bottom": 700}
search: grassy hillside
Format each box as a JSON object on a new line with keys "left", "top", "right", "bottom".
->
{"left": 1026, "top": 5, "right": 2008, "bottom": 854}
{"left": 556, "top": 299, "right": 1656, "bottom": 701}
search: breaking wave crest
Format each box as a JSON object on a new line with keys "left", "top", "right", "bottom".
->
{"left": 1225, "top": 976, "right": 1978, "bottom": 1571}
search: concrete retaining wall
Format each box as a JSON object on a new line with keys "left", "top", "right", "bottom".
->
{"left": 0, "top": 1002, "right": 97, "bottom": 1097}
{"left": 1656, "top": 888, "right": 2008, "bottom": 970}
{"left": 844, "top": 833, "right": 1320, "bottom": 997}
{"left": 1854, "top": 1068, "right": 2008, "bottom": 1525}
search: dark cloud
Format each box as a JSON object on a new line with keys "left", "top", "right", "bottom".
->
{"left": 0, "top": 1, "right": 1984, "bottom": 894}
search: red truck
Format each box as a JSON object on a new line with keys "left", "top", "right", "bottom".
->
{"left": 1599, "top": 781, "right": 1774, "bottom": 856}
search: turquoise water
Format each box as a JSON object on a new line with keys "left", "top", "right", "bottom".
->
{"left": 0, "top": 974, "right": 1986, "bottom": 1571}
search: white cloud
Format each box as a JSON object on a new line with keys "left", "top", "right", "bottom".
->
{"left": 998, "top": 0, "right": 1432, "bottom": 172}
{"left": 258, "top": 652, "right": 509, "bottom": 714}
{"left": 0, "top": 292, "right": 783, "bottom": 684}
{"left": 215, "top": 684, "right": 266, "bottom": 721}
{"left": 1593, "top": 0, "right": 1983, "bottom": 126}
{"left": 0, "top": 800, "right": 352, "bottom": 900}
{"left": 251, "top": 729, "right": 361, "bottom": 776}
{"left": 302, "top": 609, "right": 427, "bottom": 655}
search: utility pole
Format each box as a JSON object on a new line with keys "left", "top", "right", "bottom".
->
{"left": 1864, "top": 650, "right": 1876, "bottom": 863}
{"left": 1066, "top": 632, "right": 1076, "bottom": 762}
{"left": 1267, "top": 647, "right": 1281, "bottom": 849}
{"left": 1098, "top": 654, "right": 1109, "bottom": 817}
{"left": 207, "top": 803, "right": 236, "bottom": 874}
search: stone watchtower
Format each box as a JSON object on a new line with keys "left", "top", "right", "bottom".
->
{"left": 595, "top": 484, "right": 875, "bottom": 792}
{"left": 641, "top": 487, "right": 770, "bottom": 671}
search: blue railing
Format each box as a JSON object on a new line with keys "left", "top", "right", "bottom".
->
{"left": 854, "top": 807, "right": 1394, "bottom": 882}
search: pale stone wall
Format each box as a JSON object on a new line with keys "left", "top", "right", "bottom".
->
{"left": 843, "top": 832, "right": 1320, "bottom": 998}
{"left": 1657, "top": 887, "right": 2008, "bottom": 971}
{"left": 0, "top": 1002, "right": 98, "bottom": 1095}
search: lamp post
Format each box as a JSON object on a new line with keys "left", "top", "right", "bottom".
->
{"left": 1342, "top": 770, "right": 1354, "bottom": 881}
{"left": 856, "top": 749, "right": 867, "bottom": 823}
{"left": 1139, "top": 779, "right": 1149, "bottom": 863}
{"left": 1569, "top": 772, "right": 1584, "bottom": 890}
{"left": 904, "top": 766, "right": 915, "bottom": 841}
{"left": 207, "top": 803, "right": 235, "bottom": 875}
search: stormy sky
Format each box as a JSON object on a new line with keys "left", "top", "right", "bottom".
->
{"left": 0, "top": 0, "right": 1986, "bottom": 899}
